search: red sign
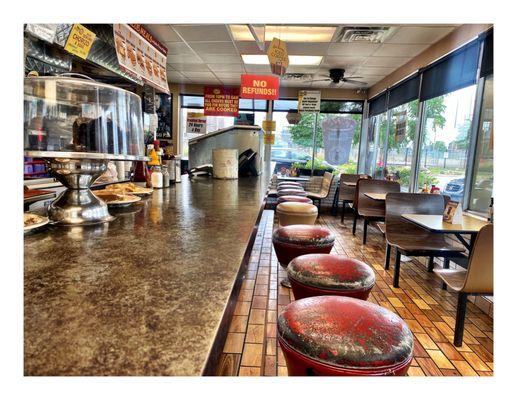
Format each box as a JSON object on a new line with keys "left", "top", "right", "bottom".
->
{"left": 203, "top": 86, "right": 240, "bottom": 116}
{"left": 240, "top": 74, "right": 280, "bottom": 100}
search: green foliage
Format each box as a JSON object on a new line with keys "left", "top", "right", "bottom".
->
{"left": 334, "top": 163, "right": 357, "bottom": 174}
{"left": 387, "top": 166, "right": 438, "bottom": 188}
{"left": 289, "top": 113, "right": 362, "bottom": 151}
{"left": 292, "top": 158, "right": 332, "bottom": 171}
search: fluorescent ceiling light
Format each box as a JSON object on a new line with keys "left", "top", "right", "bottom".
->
{"left": 242, "top": 55, "right": 322, "bottom": 66}
{"left": 230, "top": 25, "right": 336, "bottom": 42}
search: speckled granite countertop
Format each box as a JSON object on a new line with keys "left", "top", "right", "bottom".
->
{"left": 24, "top": 174, "right": 270, "bottom": 376}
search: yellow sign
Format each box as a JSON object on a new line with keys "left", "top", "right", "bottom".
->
{"left": 264, "top": 133, "right": 275, "bottom": 145}
{"left": 267, "top": 38, "right": 289, "bottom": 76}
{"left": 262, "top": 120, "right": 276, "bottom": 132}
{"left": 64, "top": 24, "right": 96, "bottom": 59}
{"left": 187, "top": 112, "right": 205, "bottom": 118}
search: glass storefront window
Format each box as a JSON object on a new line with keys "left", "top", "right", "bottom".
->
{"left": 385, "top": 99, "right": 419, "bottom": 191}
{"left": 417, "top": 85, "right": 477, "bottom": 200}
{"left": 469, "top": 76, "right": 493, "bottom": 213}
{"left": 272, "top": 99, "right": 362, "bottom": 175}
{"left": 365, "top": 112, "right": 387, "bottom": 178}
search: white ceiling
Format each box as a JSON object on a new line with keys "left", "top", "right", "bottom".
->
{"left": 145, "top": 24, "right": 458, "bottom": 89}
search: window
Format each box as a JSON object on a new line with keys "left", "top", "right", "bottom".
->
{"left": 385, "top": 99, "right": 419, "bottom": 191}
{"left": 365, "top": 112, "right": 388, "bottom": 178}
{"left": 417, "top": 85, "right": 477, "bottom": 200}
{"left": 272, "top": 99, "right": 362, "bottom": 175}
{"left": 469, "top": 76, "right": 493, "bottom": 213}
{"left": 272, "top": 100, "right": 313, "bottom": 174}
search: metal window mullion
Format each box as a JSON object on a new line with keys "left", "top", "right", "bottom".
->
{"left": 383, "top": 108, "right": 392, "bottom": 167}
{"left": 410, "top": 100, "right": 426, "bottom": 193}
{"left": 464, "top": 77, "right": 486, "bottom": 210}
{"left": 358, "top": 100, "right": 369, "bottom": 174}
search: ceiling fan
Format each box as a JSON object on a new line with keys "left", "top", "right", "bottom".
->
{"left": 307, "top": 68, "right": 367, "bottom": 87}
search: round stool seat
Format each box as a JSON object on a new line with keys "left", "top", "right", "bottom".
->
{"left": 278, "top": 182, "right": 303, "bottom": 188}
{"left": 277, "top": 188, "right": 307, "bottom": 197}
{"left": 278, "top": 296, "right": 413, "bottom": 376}
{"left": 272, "top": 225, "right": 334, "bottom": 267}
{"left": 277, "top": 184, "right": 303, "bottom": 191}
{"left": 287, "top": 254, "right": 375, "bottom": 300}
{"left": 277, "top": 195, "right": 313, "bottom": 205}
{"left": 276, "top": 202, "right": 318, "bottom": 226}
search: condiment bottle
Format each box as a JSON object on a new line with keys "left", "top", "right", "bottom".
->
{"left": 151, "top": 166, "right": 163, "bottom": 189}
{"left": 162, "top": 165, "right": 170, "bottom": 188}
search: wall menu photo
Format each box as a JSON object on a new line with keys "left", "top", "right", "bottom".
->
{"left": 113, "top": 24, "right": 169, "bottom": 94}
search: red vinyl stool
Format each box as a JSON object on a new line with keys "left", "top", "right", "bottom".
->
{"left": 287, "top": 254, "right": 375, "bottom": 300}
{"left": 277, "top": 195, "right": 313, "bottom": 205}
{"left": 277, "top": 182, "right": 303, "bottom": 189}
{"left": 278, "top": 296, "right": 413, "bottom": 376}
{"left": 277, "top": 188, "right": 307, "bottom": 197}
{"left": 272, "top": 225, "right": 334, "bottom": 287}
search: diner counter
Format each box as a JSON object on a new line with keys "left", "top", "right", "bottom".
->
{"left": 24, "top": 172, "right": 271, "bottom": 376}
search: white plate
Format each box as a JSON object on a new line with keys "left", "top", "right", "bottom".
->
{"left": 106, "top": 195, "right": 141, "bottom": 207}
{"left": 24, "top": 214, "right": 49, "bottom": 232}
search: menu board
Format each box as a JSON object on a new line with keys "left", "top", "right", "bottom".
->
{"left": 113, "top": 24, "right": 169, "bottom": 94}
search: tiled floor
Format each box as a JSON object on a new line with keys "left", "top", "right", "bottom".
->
{"left": 215, "top": 210, "right": 494, "bottom": 377}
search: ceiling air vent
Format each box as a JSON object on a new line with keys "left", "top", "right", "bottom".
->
{"left": 282, "top": 73, "right": 313, "bottom": 81}
{"left": 339, "top": 26, "right": 394, "bottom": 43}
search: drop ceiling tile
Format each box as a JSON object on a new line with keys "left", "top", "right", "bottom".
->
{"left": 172, "top": 24, "right": 233, "bottom": 42}
{"left": 386, "top": 26, "right": 456, "bottom": 44}
{"left": 213, "top": 72, "right": 242, "bottom": 79}
{"left": 355, "top": 66, "right": 396, "bottom": 76}
{"left": 166, "top": 71, "right": 190, "bottom": 83}
{"left": 235, "top": 41, "right": 263, "bottom": 54}
{"left": 201, "top": 54, "right": 242, "bottom": 64}
{"left": 167, "top": 63, "right": 211, "bottom": 72}
{"left": 363, "top": 56, "right": 411, "bottom": 68}
{"left": 165, "top": 42, "right": 196, "bottom": 55}
{"left": 166, "top": 53, "right": 203, "bottom": 64}
{"left": 327, "top": 42, "right": 381, "bottom": 57}
{"left": 373, "top": 43, "right": 428, "bottom": 57}
{"left": 208, "top": 63, "right": 245, "bottom": 72}
{"left": 189, "top": 42, "right": 238, "bottom": 55}
{"left": 285, "top": 66, "right": 319, "bottom": 74}
{"left": 145, "top": 24, "right": 182, "bottom": 43}
{"left": 285, "top": 42, "right": 329, "bottom": 56}
{"left": 182, "top": 71, "right": 217, "bottom": 79}
{"left": 281, "top": 80, "right": 312, "bottom": 87}
{"left": 243, "top": 65, "right": 272, "bottom": 74}
{"left": 321, "top": 56, "right": 366, "bottom": 68}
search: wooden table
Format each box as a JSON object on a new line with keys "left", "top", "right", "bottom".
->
{"left": 364, "top": 192, "right": 386, "bottom": 201}
{"left": 402, "top": 213, "right": 489, "bottom": 251}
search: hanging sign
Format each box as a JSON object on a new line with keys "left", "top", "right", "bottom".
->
{"left": 267, "top": 37, "right": 289, "bottom": 76}
{"left": 298, "top": 90, "right": 321, "bottom": 112}
{"left": 64, "top": 24, "right": 96, "bottom": 60}
{"left": 262, "top": 120, "right": 276, "bottom": 132}
{"left": 204, "top": 86, "right": 240, "bottom": 117}
{"left": 264, "top": 133, "right": 276, "bottom": 145}
{"left": 186, "top": 112, "right": 207, "bottom": 134}
{"left": 113, "top": 24, "right": 169, "bottom": 94}
{"left": 240, "top": 74, "right": 280, "bottom": 100}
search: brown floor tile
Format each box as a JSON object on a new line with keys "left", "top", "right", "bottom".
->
{"left": 229, "top": 315, "right": 248, "bottom": 333}
{"left": 224, "top": 333, "right": 245, "bottom": 354}
{"left": 239, "top": 366, "right": 261, "bottom": 376}
{"left": 245, "top": 324, "right": 265, "bottom": 344}
{"left": 249, "top": 309, "right": 266, "bottom": 325}
{"left": 241, "top": 343, "right": 264, "bottom": 367}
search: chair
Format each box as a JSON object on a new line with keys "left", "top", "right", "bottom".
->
{"left": 306, "top": 172, "right": 334, "bottom": 212}
{"left": 338, "top": 174, "right": 370, "bottom": 223}
{"left": 384, "top": 193, "right": 466, "bottom": 288}
{"left": 353, "top": 179, "right": 400, "bottom": 244}
{"left": 435, "top": 224, "right": 493, "bottom": 347}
